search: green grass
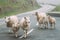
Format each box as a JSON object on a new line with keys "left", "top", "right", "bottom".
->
{"left": 52, "top": 6, "right": 60, "bottom": 11}
{"left": 0, "top": 0, "right": 40, "bottom": 18}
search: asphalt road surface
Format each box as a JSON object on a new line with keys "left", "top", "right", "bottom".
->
{"left": 0, "top": 14, "right": 60, "bottom": 40}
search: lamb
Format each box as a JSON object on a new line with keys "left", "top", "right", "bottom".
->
{"left": 19, "top": 16, "right": 30, "bottom": 38}
{"left": 34, "top": 12, "right": 48, "bottom": 29}
{"left": 5, "top": 15, "right": 20, "bottom": 37}
{"left": 48, "top": 15, "right": 56, "bottom": 29}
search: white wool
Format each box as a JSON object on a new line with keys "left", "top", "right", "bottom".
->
{"left": 51, "top": 17, "right": 56, "bottom": 23}
{"left": 19, "top": 16, "right": 30, "bottom": 38}
{"left": 52, "top": 17, "right": 56, "bottom": 21}
{"left": 37, "top": 12, "right": 46, "bottom": 17}
{"left": 40, "top": 12, "right": 46, "bottom": 17}
{"left": 9, "top": 16, "right": 18, "bottom": 24}
{"left": 5, "top": 15, "right": 19, "bottom": 28}
{"left": 5, "top": 15, "right": 18, "bottom": 23}
{"left": 20, "top": 17, "right": 30, "bottom": 27}
{"left": 20, "top": 17, "right": 25, "bottom": 26}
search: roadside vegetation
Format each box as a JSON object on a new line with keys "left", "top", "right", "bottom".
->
{"left": 52, "top": 5, "right": 60, "bottom": 11}
{"left": 0, "top": 0, "right": 40, "bottom": 18}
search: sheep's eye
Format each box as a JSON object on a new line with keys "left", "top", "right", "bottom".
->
{"left": 28, "top": 22, "right": 30, "bottom": 23}
{"left": 25, "top": 22, "right": 27, "bottom": 23}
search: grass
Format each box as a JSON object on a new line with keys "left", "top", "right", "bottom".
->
{"left": 0, "top": 0, "right": 40, "bottom": 18}
{"left": 52, "top": 6, "right": 60, "bottom": 12}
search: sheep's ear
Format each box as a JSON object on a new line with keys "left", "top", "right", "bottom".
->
{"left": 35, "top": 12, "right": 37, "bottom": 14}
{"left": 4, "top": 16, "right": 7, "bottom": 19}
{"left": 24, "top": 17, "right": 26, "bottom": 19}
{"left": 8, "top": 17, "right": 10, "bottom": 20}
{"left": 35, "top": 12, "right": 38, "bottom": 15}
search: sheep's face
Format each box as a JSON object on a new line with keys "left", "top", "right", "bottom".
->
{"left": 35, "top": 12, "right": 40, "bottom": 21}
{"left": 35, "top": 12, "right": 39, "bottom": 17}
{"left": 35, "top": 12, "right": 38, "bottom": 16}
{"left": 12, "top": 23, "right": 20, "bottom": 32}
{"left": 5, "top": 17, "right": 10, "bottom": 23}
{"left": 47, "top": 15, "right": 52, "bottom": 20}
{"left": 24, "top": 17, "right": 30, "bottom": 26}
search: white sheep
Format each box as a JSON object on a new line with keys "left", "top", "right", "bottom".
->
{"left": 5, "top": 15, "right": 20, "bottom": 37}
{"left": 35, "top": 12, "right": 48, "bottom": 29}
{"left": 19, "top": 16, "right": 30, "bottom": 38}
{"left": 48, "top": 15, "right": 56, "bottom": 29}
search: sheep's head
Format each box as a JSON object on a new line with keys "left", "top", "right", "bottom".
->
{"left": 47, "top": 15, "right": 53, "bottom": 22}
{"left": 35, "top": 12, "right": 38, "bottom": 16}
{"left": 47, "top": 15, "right": 51, "bottom": 19}
{"left": 12, "top": 23, "right": 20, "bottom": 32}
{"left": 24, "top": 16, "right": 30, "bottom": 26}
{"left": 4, "top": 16, "right": 10, "bottom": 23}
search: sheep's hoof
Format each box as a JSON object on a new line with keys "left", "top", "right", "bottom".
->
{"left": 50, "top": 28, "right": 54, "bottom": 30}
{"left": 45, "top": 27, "right": 48, "bottom": 29}
{"left": 24, "top": 36, "right": 27, "bottom": 38}
{"left": 15, "top": 35, "right": 18, "bottom": 37}
{"left": 50, "top": 28, "right": 53, "bottom": 30}
{"left": 40, "top": 28, "right": 43, "bottom": 29}
{"left": 16, "top": 36, "right": 18, "bottom": 37}
{"left": 9, "top": 30, "right": 11, "bottom": 32}
{"left": 50, "top": 27, "right": 55, "bottom": 30}
{"left": 36, "top": 23, "right": 39, "bottom": 26}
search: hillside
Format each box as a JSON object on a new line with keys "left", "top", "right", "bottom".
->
{"left": 52, "top": 6, "right": 60, "bottom": 11}
{"left": 0, "top": 0, "right": 40, "bottom": 18}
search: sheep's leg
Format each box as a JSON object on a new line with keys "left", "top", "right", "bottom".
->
{"left": 54, "top": 23, "right": 55, "bottom": 29}
{"left": 24, "top": 30, "right": 27, "bottom": 38}
{"left": 9, "top": 27, "right": 14, "bottom": 33}
{"left": 51, "top": 23, "right": 55, "bottom": 29}
{"left": 36, "top": 22, "right": 39, "bottom": 26}
{"left": 40, "top": 24, "right": 43, "bottom": 29}
{"left": 42, "top": 24, "right": 44, "bottom": 29}
{"left": 47, "top": 23, "right": 48, "bottom": 28}
{"left": 50, "top": 24, "right": 53, "bottom": 29}
{"left": 9, "top": 29, "right": 10, "bottom": 32}
{"left": 24, "top": 29, "right": 28, "bottom": 38}
{"left": 37, "top": 22, "right": 40, "bottom": 28}
{"left": 45, "top": 23, "right": 48, "bottom": 29}
{"left": 44, "top": 24, "right": 47, "bottom": 29}
{"left": 8, "top": 28, "right": 11, "bottom": 32}
{"left": 52, "top": 23, "right": 55, "bottom": 29}
{"left": 26, "top": 30, "right": 28, "bottom": 38}
{"left": 15, "top": 32, "right": 18, "bottom": 37}
{"left": 43, "top": 23, "right": 46, "bottom": 29}
{"left": 50, "top": 24, "right": 52, "bottom": 29}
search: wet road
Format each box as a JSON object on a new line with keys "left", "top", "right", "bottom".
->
{"left": 0, "top": 14, "right": 60, "bottom": 40}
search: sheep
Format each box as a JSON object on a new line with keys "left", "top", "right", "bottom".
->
{"left": 48, "top": 15, "right": 56, "bottom": 29}
{"left": 43, "top": 16, "right": 49, "bottom": 29}
{"left": 19, "top": 16, "right": 30, "bottom": 38}
{"left": 4, "top": 15, "right": 20, "bottom": 37}
{"left": 34, "top": 12, "right": 48, "bottom": 29}
{"left": 12, "top": 23, "right": 20, "bottom": 37}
